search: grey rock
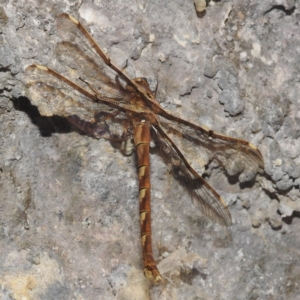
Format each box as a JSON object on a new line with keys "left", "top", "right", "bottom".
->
{"left": 0, "top": 45, "right": 16, "bottom": 68}
{"left": 219, "top": 89, "right": 244, "bottom": 116}
{"left": 1, "top": 0, "right": 300, "bottom": 299}
{"left": 276, "top": 174, "right": 294, "bottom": 191}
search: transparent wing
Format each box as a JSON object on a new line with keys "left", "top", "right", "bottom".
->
{"left": 152, "top": 123, "right": 232, "bottom": 226}
{"left": 25, "top": 65, "right": 131, "bottom": 140}
{"left": 53, "top": 13, "right": 132, "bottom": 102}
{"left": 157, "top": 115, "right": 264, "bottom": 184}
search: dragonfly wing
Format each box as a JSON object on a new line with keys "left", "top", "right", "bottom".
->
{"left": 152, "top": 123, "right": 232, "bottom": 226}
{"left": 54, "top": 14, "right": 132, "bottom": 102}
{"left": 157, "top": 116, "right": 264, "bottom": 183}
{"left": 25, "top": 65, "right": 131, "bottom": 140}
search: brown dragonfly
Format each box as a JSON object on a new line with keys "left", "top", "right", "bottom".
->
{"left": 25, "top": 13, "right": 264, "bottom": 283}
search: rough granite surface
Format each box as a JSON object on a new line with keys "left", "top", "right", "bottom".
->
{"left": 1, "top": 0, "right": 300, "bottom": 299}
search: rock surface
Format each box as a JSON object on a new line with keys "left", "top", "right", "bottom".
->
{"left": 1, "top": 1, "right": 300, "bottom": 299}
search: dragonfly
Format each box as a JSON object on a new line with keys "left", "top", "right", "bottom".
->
{"left": 25, "top": 13, "right": 264, "bottom": 283}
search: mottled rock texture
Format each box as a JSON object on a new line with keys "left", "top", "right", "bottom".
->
{"left": 1, "top": 1, "right": 300, "bottom": 299}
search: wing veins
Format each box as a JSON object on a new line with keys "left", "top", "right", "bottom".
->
{"left": 57, "top": 14, "right": 160, "bottom": 109}
{"left": 153, "top": 123, "right": 232, "bottom": 226}
{"left": 157, "top": 114, "right": 264, "bottom": 181}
